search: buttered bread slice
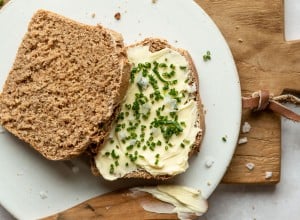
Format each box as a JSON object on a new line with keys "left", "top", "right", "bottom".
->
{"left": 95, "top": 38, "right": 205, "bottom": 180}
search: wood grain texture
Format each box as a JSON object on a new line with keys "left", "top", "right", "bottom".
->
{"left": 195, "top": 0, "right": 300, "bottom": 184}
{"left": 41, "top": 189, "right": 192, "bottom": 220}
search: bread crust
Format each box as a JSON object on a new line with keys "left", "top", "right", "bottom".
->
{"left": 94, "top": 38, "right": 205, "bottom": 179}
{"left": 0, "top": 10, "right": 130, "bottom": 160}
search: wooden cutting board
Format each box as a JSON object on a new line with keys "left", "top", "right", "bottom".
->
{"left": 195, "top": 0, "right": 300, "bottom": 184}
{"left": 1, "top": 1, "right": 299, "bottom": 185}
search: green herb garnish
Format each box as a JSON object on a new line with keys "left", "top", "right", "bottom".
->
{"left": 203, "top": 51, "right": 211, "bottom": 61}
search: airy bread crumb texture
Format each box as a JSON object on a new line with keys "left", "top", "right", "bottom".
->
{"left": 0, "top": 10, "right": 130, "bottom": 160}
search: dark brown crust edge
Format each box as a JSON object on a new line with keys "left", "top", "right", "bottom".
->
{"left": 93, "top": 38, "right": 205, "bottom": 180}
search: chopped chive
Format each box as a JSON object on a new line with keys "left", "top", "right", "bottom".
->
{"left": 183, "top": 139, "right": 190, "bottom": 144}
{"left": 180, "top": 66, "right": 187, "bottom": 70}
{"left": 109, "top": 164, "right": 114, "bottom": 174}
{"left": 159, "top": 63, "right": 167, "bottom": 68}
{"left": 222, "top": 136, "right": 227, "bottom": 142}
{"left": 145, "top": 62, "right": 151, "bottom": 68}
{"left": 203, "top": 51, "right": 211, "bottom": 61}
{"left": 111, "top": 149, "right": 119, "bottom": 159}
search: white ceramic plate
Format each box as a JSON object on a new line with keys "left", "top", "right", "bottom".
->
{"left": 0, "top": 0, "right": 241, "bottom": 219}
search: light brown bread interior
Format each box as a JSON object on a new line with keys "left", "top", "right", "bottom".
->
{"left": 0, "top": 10, "right": 130, "bottom": 160}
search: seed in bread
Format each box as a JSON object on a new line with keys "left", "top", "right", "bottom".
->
{"left": 0, "top": 10, "right": 130, "bottom": 160}
{"left": 95, "top": 38, "right": 204, "bottom": 180}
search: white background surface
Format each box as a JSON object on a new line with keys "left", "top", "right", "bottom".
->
{"left": 0, "top": 1, "right": 299, "bottom": 219}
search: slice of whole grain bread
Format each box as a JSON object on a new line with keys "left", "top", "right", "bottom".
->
{"left": 93, "top": 38, "right": 205, "bottom": 180}
{"left": 0, "top": 10, "right": 130, "bottom": 160}
{"left": 124, "top": 38, "right": 205, "bottom": 179}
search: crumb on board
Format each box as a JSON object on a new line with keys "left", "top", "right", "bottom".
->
{"left": 265, "top": 171, "right": 273, "bottom": 179}
{"left": 152, "top": 0, "right": 158, "bottom": 4}
{"left": 114, "top": 12, "right": 121, "bottom": 20}
{"left": 91, "top": 13, "right": 96, "bottom": 18}
{"left": 238, "top": 38, "right": 243, "bottom": 43}
{"left": 245, "top": 162, "right": 255, "bottom": 170}
{"left": 207, "top": 181, "right": 211, "bottom": 186}
{"left": 242, "top": 121, "right": 251, "bottom": 133}
{"left": 238, "top": 137, "right": 248, "bottom": 145}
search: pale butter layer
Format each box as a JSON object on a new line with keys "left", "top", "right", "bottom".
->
{"left": 133, "top": 185, "right": 208, "bottom": 218}
{"left": 95, "top": 45, "right": 201, "bottom": 180}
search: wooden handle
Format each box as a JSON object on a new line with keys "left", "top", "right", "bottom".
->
{"left": 41, "top": 189, "right": 195, "bottom": 220}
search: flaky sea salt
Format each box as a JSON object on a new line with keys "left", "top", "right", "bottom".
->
{"left": 265, "top": 171, "right": 273, "bottom": 179}
{"left": 238, "top": 137, "right": 248, "bottom": 145}
{"left": 205, "top": 158, "right": 215, "bottom": 168}
{"left": 245, "top": 162, "right": 255, "bottom": 170}
{"left": 242, "top": 122, "right": 251, "bottom": 133}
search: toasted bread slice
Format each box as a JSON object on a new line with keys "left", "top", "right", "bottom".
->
{"left": 94, "top": 38, "right": 205, "bottom": 180}
{"left": 0, "top": 10, "right": 130, "bottom": 160}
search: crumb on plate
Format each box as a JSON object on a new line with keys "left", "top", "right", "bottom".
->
{"left": 114, "top": 12, "right": 121, "bottom": 20}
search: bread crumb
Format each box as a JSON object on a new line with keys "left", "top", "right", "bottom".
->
{"left": 235, "top": 25, "right": 240, "bottom": 30}
{"left": 152, "top": 0, "right": 158, "bottom": 3}
{"left": 265, "top": 171, "right": 273, "bottom": 179}
{"left": 242, "top": 121, "right": 251, "bottom": 133}
{"left": 238, "top": 137, "right": 248, "bottom": 145}
{"left": 114, "top": 12, "right": 121, "bottom": 20}
{"left": 39, "top": 190, "right": 48, "bottom": 199}
{"left": 91, "top": 13, "right": 96, "bottom": 18}
{"left": 245, "top": 162, "right": 255, "bottom": 170}
{"left": 238, "top": 38, "right": 243, "bottom": 43}
{"left": 207, "top": 181, "right": 211, "bottom": 186}
{"left": 205, "top": 158, "right": 214, "bottom": 168}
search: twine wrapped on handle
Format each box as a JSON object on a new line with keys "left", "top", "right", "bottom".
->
{"left": 242, "top": 90, "right": 300, "bottom": 122}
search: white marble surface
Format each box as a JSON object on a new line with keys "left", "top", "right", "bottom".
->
{"left": 0, "top": 1, "right": 299, "bottom": 220}
{"left": 204, "top": 107, "right": 300, "bottom": 220}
